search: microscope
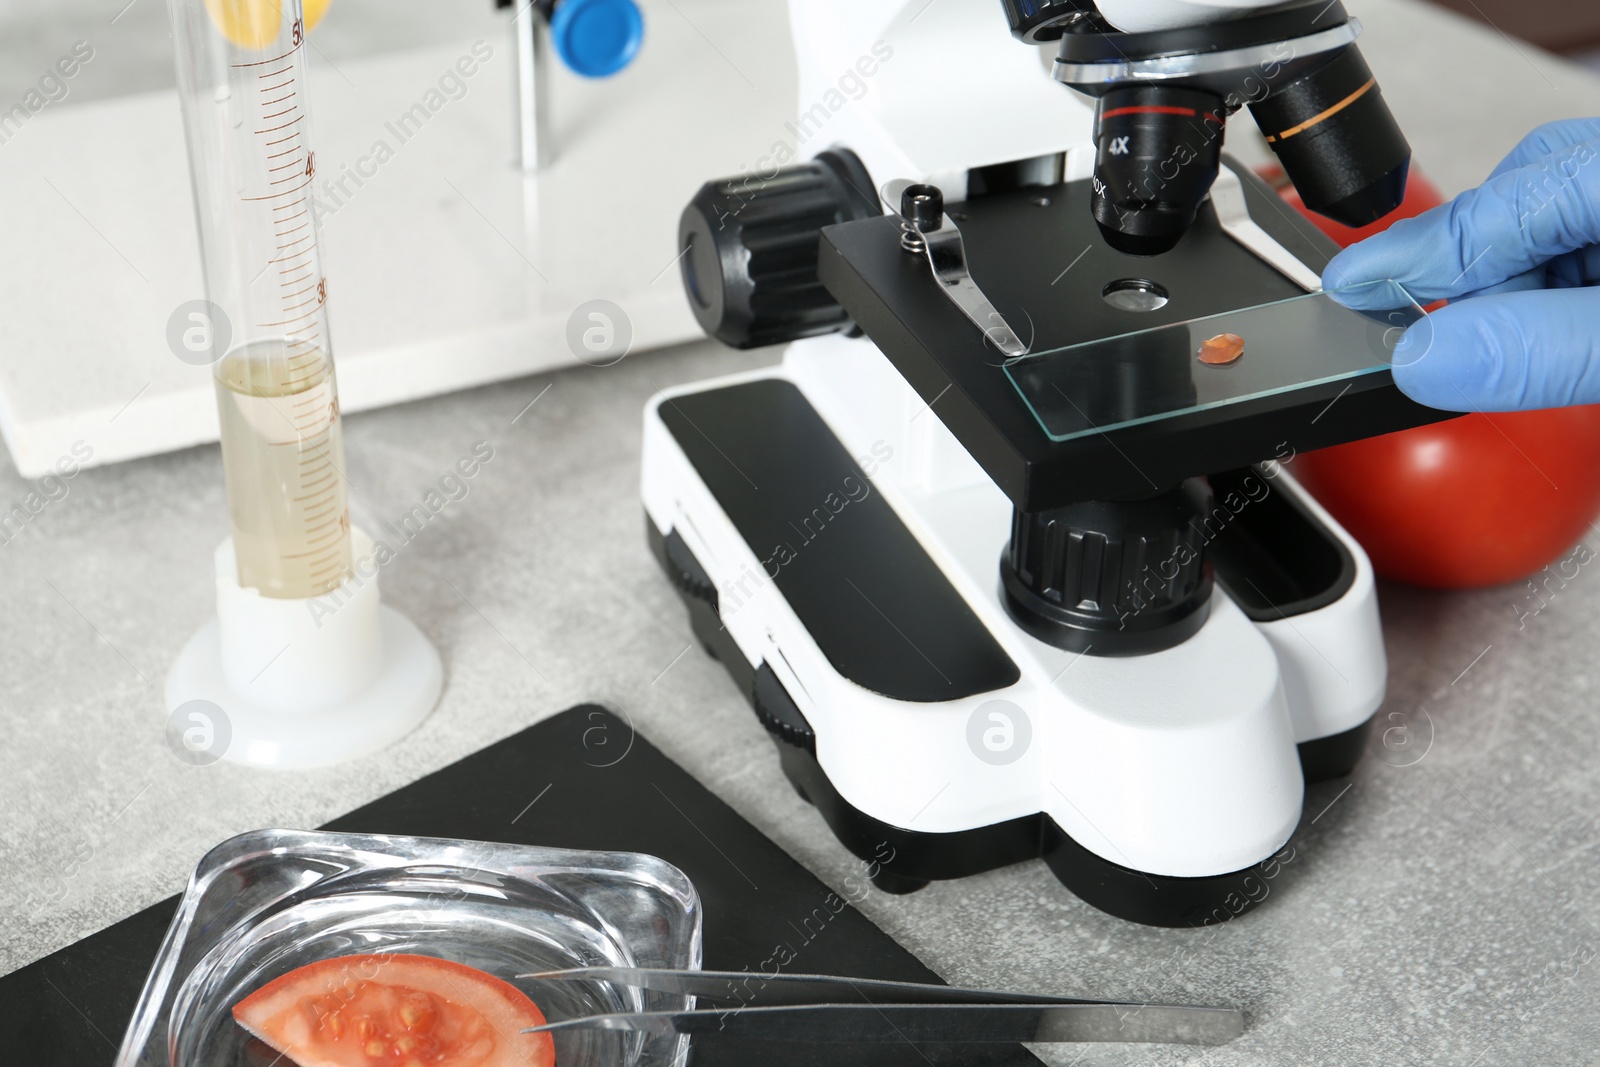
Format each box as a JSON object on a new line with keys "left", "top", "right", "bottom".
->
{"left": 642, "top": 0, "right": 1447, "bottom": 927}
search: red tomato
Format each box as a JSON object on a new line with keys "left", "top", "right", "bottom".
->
{"left": 233, "top": 953, "right": 555, "bottom": 1067}
{"left": 1265, "top": 164, "right": 1600, "bottom": 588}
{"left": 1292, "top": 408, "right": 1600, "bottom": 588}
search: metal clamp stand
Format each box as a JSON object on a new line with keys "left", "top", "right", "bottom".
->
{"left": 513, "top": 1, "right": 553, "bottom": 170}
{"left": 497, "top": 0, "right": 555, "bottom": 170}
{"left": 495, "top": 0, "right": 646, "bottom": 173}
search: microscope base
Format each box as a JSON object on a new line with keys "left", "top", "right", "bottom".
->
{"left": 650, "top": 516, "right": 1374, "bottom": 927}
{"left": 642, "top": 367, "right": 1384, "bottom": 926}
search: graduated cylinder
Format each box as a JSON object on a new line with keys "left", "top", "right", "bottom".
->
{"left": 169, "top": 0, "right": 350, "bottom": 598}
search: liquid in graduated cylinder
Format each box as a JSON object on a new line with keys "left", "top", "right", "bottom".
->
{"left": 217, "top": 341, "right": 352, "bottom": 599}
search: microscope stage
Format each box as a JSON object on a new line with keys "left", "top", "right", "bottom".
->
{"left": 819, "top": 165, "right": 1453, "bottom": 510}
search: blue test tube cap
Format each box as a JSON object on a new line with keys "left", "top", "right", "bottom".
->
{"left": 551, "top": 0, "right": 644, "bottom": 78}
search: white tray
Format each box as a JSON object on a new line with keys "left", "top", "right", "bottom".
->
{"left": 0, "top": 0, "right": 794, "bottom": 477}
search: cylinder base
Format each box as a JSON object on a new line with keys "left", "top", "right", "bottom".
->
{"left": 164, "top": 529, "right": 442, "bottom": 769}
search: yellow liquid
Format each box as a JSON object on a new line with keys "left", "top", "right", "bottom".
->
{"left": 216, "top": 341, "right": 352, "bottom": 598}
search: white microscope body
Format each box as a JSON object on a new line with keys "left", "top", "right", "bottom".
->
{"left": 642, "top": 0, "right": 1388, "bottom": 925}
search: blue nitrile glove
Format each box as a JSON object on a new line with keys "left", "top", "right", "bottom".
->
{"left": 1323, "top": 118, "right": 1600, "bottom": 412}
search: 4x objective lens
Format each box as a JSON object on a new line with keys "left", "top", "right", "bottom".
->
{"left": 1090, "top": 86, "right": 1228, "bottom": 257}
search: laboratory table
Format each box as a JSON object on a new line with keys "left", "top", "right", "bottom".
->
{"left": 6, "top": 0, "right": 1600, "bottom": 1064}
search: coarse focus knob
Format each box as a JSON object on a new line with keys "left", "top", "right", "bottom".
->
{"left": 679, "top": 149, "right": 879, "bottom": 350}
{"left": 1001, "top": 479, "right": 1215, "bottom": 656}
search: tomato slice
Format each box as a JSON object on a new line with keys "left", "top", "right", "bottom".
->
{"left": 233, "top": 953, "right": 556, "bottom": 1067}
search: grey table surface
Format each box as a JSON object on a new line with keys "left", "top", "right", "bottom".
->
{"left": 5, "top": 1, "right": 1600, "bottom": 1065}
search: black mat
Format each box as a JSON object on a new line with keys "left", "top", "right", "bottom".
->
{"left": 0, "top": 706, "right": 1040, "bottom": 1067}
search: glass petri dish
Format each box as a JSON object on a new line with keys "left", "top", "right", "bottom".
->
{"left": 114, "top": 829, "right": 702, "bottom": 1067}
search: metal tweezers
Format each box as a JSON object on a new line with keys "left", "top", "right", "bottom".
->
{"left": 515, "top": 967, "right": 1244, "bottom": 1047}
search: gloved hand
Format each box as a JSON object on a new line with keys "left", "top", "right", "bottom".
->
{"left": 1324, "top": 118, "right": 1600, "bottom": 412}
